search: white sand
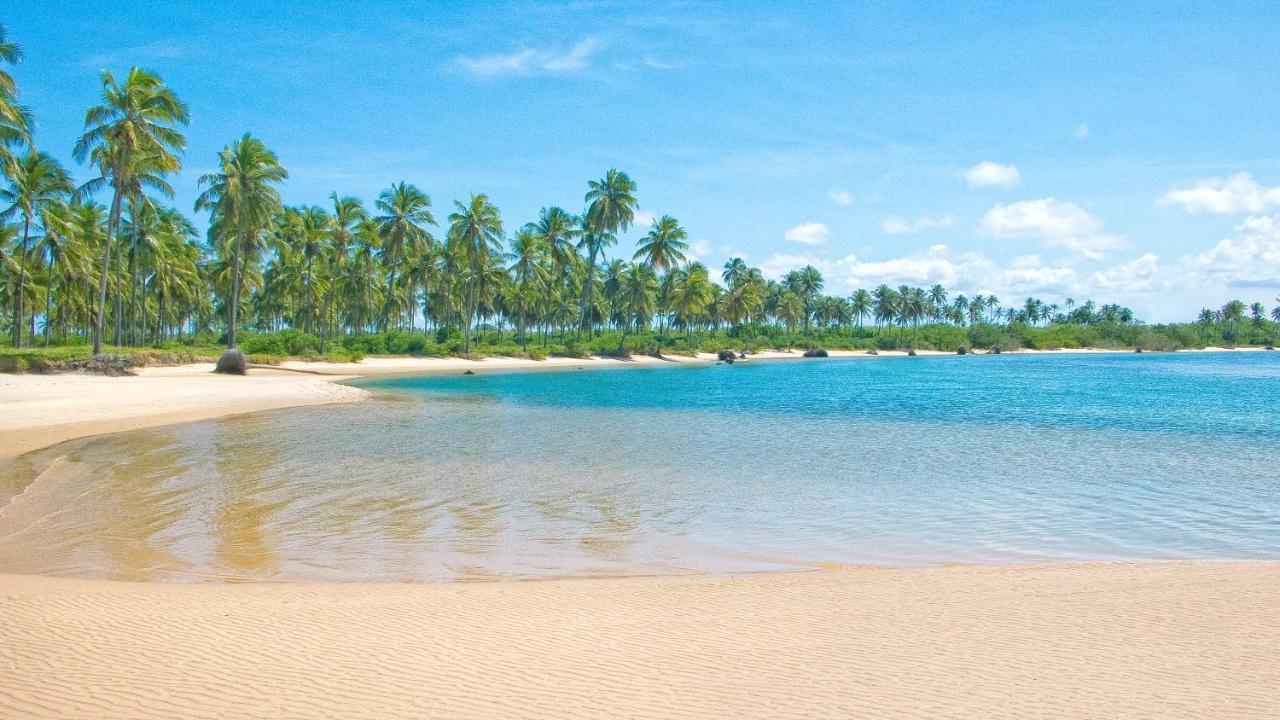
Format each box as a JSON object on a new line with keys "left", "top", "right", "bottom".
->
{"left": 2, "top": 562, "right": 1277, "bottom": 719}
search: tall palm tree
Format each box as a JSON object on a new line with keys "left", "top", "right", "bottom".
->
{"left": 74, "top": 67, "right": 188, "bottom": 354}
{"left": 194, "top": 134, "right": 287, "bottom": 348}
{"left": 1, "top": 151, "right": 73, "bottom": 346}
{"left": 581, "top": 169, "right": 637, "bottom": 331}
{"left": 504, "top": 228, "right": 550, "bottom": 349}
{"left": 850, "top": 288, "right": 872, "bottom": 328}
{"left": 374, "top": 181, "right": 436, "bottom": 330}
{"left": 447, "top": 194, "right": 503, "bottom": 352}
{"left": 633, "top": 214, "right": 688, "bottom": 272}
{"left": 0, "top": 23, "right": 32, "bottom": 167}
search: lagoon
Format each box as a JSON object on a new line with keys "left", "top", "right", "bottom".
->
{"left": 1, "top": 352, "right": 1277, "bottom": 581}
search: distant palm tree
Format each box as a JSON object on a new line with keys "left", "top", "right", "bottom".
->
{"left": 74, "top": 67, "right": 189, "bottom": 354}
{"left": 0, "top": 151, "right": 73, "bottom": 346}
{"left": 374, "top": 181, "right": 436, "bottom": 330}
{"left": 633, "top": 214, "right": 688, "bottom": 272}
{"left": 850, "top": 288, "right": 872, "bottom": 328}
{"left": 194, "top": 134, "right": 287, "bottom": 348}
{"left": 448, "top": 194, "right": 503, "bottom": 352}
{"left": 581, "top": 169, "right": 636, "bottom": 331}
{"left": 722, "top": 257, "right": 749, "bottom": 289}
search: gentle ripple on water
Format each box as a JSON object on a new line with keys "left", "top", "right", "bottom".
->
{"left": 0, "top": 351, "right": 1277, "bottom": 581}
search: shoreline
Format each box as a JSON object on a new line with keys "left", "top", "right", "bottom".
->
{"left": 1, "top": 344, "right": 1265, "bottom": 461}
{"left": 3, "top": 560, "right": 1277, "bottom": 718}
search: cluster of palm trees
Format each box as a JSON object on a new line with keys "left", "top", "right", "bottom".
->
{"left": 2, "top": 26, "right": 1279, "bottom": 356}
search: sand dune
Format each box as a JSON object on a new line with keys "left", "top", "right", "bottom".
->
{"left": 2, "top": 561, "right": 1277, "bottom": 719}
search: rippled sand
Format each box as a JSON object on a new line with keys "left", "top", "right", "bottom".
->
{"left": 3, "top": 561, "right": 1278, "bottom": 719}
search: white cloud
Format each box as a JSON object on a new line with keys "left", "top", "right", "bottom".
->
{"left": 784, "top": 222, "right": 830, "bottom": 246}
{"left": 632, "top": 210, "right": 657, "bottom": 228}
{"left": 458, "top": 37, "right": 599, "bottom": 77}
{"left": 826, "top": 190, "right": 854, "bottom": 206}
{"left": 754, "top": 217, "right": 1280, "bottom": 322}
{"left": 980, "top": 198, "right": 1126, "bottom": 260}
{"left": 964, "top": 161, "right": 1022, "bottom": 189}
{"left": 880, "top": 215, "right": 955, "bottom": 235}
{"left": 1074, "top": 124, "right": 1089, "bottom": 139}
{"left": 1182, "top": 215, "right": 1280, "bottom": 287}
{"left": 1157, "top": 173, "right": 1280, "bottom": 214}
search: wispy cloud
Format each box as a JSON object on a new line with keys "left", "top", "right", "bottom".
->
{"left": 457, "top": 37, "right": 600, "bottom": 78}
{"left": 1074, "top": 123, "right": 1090, "bottom": 139}
{"left": 826, "top": 190, "right": 854, "bottom": 206}
{"left": 881, "top": 215, "right": 955, "bottom": 235}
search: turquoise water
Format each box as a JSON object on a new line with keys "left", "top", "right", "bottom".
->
{"left": 1, "top": 352, "right": 1277, "bottom": 581}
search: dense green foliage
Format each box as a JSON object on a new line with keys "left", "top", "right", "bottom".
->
{"left": 1, "top": 24, "right": 1278, "bottom": 370}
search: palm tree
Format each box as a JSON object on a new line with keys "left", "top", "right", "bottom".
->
{"left": 1272, "top": 297, "right": 1280, "bottom": 323}
{"left": 448, "top": 194, "right": 503, "bottom": 352}
{"left": 850, "top": 289, "right": 872, "bottom": 328}
{"left": 620, "top": 262, "right": 657, "bottom": 347}
{"left": 1220, "top": 299, "right": 1246, "bottom": 342}
{"left": 0, "top": 23, "right": 32, "bottom": 167}
{"left": 374, "top": 181, "right": 436, "bottom": 330}
{"left": 74, "top": 67, "right": 189, "bottom": 354}
{"left": 1, "top": 151, "right": 74, "bottom": 346}
{"left": 194, "top": 134, "right": 287, "bottom": 348}
{"left": 505, "top": 228, "right": 550, "bottom": 349}
{"left": 581, "top": 169, "right": 637, "bottom": 331}
{"left": 633, "top": 214, "right": 688, "bottom": 272}
{"left": 722, "top": 257, "right": 749, "bottom": 289}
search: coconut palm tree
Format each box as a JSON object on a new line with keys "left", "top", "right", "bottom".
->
{"left": 448, "top": 194, "right": 503, "bottom": 352}
{"left": 374, "top": 181, "right": 436, "bottom": 330}
{"left": 194, "top": 134, "right": 287, "bottom": 348}
{"left": 850, "top": 288, "right": 872, "bottom": 328}
{"left": 505, "top": 227, "right": 550, "bottom": 349}
{"left": 581, "top": 169, "right": 637, "bottom": 331}
{"left": 1, "top": 151, "right": 74, "bottom": 346}
{"left": 633, "top": 214, "right": 688, "bottom": 272}
{"left": 74, "top": 67, "right": 188, "bottom": 354}
{"left": 0, "top": 23, "right": 32, "bottom": 167}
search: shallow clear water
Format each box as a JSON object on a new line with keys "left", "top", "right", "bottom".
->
{"left": 1, "top": 352, "right": 1277, "bottom": 582}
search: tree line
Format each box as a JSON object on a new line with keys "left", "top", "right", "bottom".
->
{"left": 2, "top": 25, "right": 1278, "bottom": 359}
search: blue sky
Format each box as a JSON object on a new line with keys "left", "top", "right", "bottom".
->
{"left": 9, "top": 1, "right": 1280, "bottom": 320}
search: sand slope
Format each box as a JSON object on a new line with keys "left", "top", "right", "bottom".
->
{"left": 2, "top": 561, "right": 1277, "bottom": 719}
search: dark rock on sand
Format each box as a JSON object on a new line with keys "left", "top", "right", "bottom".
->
{"left": 214, "top": 349, "right": 247, "bottom": 375}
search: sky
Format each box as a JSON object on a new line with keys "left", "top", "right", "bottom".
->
{"left": 8, "top": 0, "right": 1280, "bottom": 321}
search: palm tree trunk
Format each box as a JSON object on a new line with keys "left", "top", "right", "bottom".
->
{"left": 92, "top": 188, "right": 124, "bottom": 355}
{"left": 12, "top": 215, "right": 31, "bottom": 348}
{"left": 228, "top": 236, "right": 243, "bottom": 348}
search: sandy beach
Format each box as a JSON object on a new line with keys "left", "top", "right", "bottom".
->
{"left": 3, "top": 562, "right": 1277, "bottom": 719}
{"left": 2, "top": 348, "right": 1278, "bottom": 718}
